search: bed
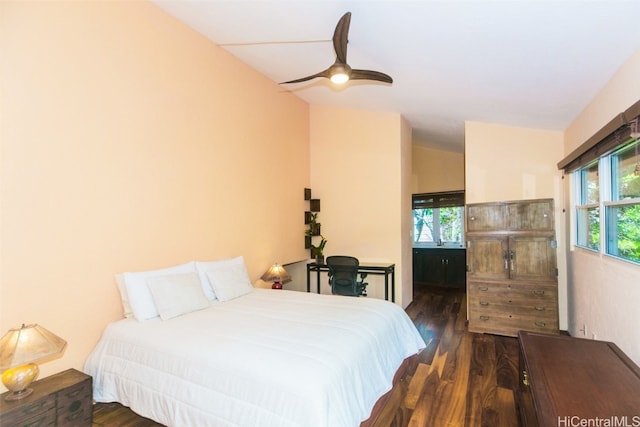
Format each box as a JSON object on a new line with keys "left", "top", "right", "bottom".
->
{"left": 84, "top": 259, "right": 425, "bottom": 427}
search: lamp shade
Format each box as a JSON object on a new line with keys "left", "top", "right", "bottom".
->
{"left": 261, "top": 264, "right": 291, "bottom": 289}
{"left": 0, "top": 324, "right": 67, "bottom": 372}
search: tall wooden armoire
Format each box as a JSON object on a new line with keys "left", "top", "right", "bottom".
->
{"left": 466, "top": 198, "right": 559, "bottom": 337}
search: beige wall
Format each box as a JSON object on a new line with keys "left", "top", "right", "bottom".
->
{"left": 0, "top": 0, "right": 309, "bottom": 385}
{"left": 562, "top": 49, "right": 640, "bottom": 364}
{"left": 400, "top": 118, "right": 414, "bottom": 308}
{"left": 565, "top": 49, "right": 640, "bottom": 153}
{"left": 307, "top": 106, "right": 410, "bottom": 306}
{"left": 412, "top": 145, "right": 464, "bottom": 194}
{"left": 464, "top": 122, "right": 564, "bottom": 204}
{"left": 464, "top": 122, "right": 567, "bottom": 330}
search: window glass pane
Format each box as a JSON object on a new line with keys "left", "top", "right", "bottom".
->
{"left": 439, "top": 207, "right": 464, "bottom": 243}
{"left": 581, "top": 161, "right": 599, "bottom": 204}
{"left": 606, "top": 204, "right": 640, "bottom": 263}
{"left": 413, "top": 207, "right": 465, "bottom": 245}
{"left": 576, "top": 206, "right": 599, "bottom": 250}
{"left": 611, "top": 140, "right": 640, "bottom": 200}
{"left": 413, "top": 208, "right": 434, "bottom": 243}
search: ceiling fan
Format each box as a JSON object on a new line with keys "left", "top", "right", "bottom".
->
{"left": 281, "top": 12, "right": 393, "bottom": 86}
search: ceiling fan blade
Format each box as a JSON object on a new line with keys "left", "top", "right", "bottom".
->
{"left": 351, "top": 69, "right": 393, "bottom": 84}
{"left": 280, "top": 12, "right": 392, "bottom": 87}
{"left": 280, "top": 69, "right": 331, "bottom": 84}
{"left": 333, "top": 12, "right": 351, "bottom": 65}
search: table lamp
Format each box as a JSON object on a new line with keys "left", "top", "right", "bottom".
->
{"left": 0, "top": 324, "right": 67, "bottom": 401}
{"left": 261, "top": 263, "right": 291, "bottom": 289}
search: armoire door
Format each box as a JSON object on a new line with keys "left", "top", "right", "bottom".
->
{"left": 467, "top": 235, "right": 509, "bottom": 281}
{"left": 508, "top": 235, "right": 557, "bottom": 282}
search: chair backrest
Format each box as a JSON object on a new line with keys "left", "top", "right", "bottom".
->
{"left": 326, "top": 256, "right": 362, "bottom": 296}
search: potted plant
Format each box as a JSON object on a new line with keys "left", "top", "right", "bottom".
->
{"left": 305, "top": 212, "right": 327, "bottom": 264}
{"left": 311, "top": 236, "right": 327, "bottom": 264}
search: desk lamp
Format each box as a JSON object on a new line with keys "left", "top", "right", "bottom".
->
{"left": 261, "top": 263, "right": 291, "bottom": 290}
{"left": 0, "top": 324, "right": 67, "bottom": 400}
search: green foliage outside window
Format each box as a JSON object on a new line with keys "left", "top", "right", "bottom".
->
{"left": 413, "top": 208, "right": 433, "bottom": 243}
{"left": 577, "top": 139, "right": 640, "bottom": 264}
{"left": 413, "top": 207, "right": 464, "bottom": 245}
{"left": 608, "top": 205, "right": 640, "bottom": 262}
{"left": 607, "top": 140, "right": 640, "bottom": 262}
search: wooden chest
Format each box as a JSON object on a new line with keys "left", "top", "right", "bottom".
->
{"left": 0, "top": 368, "right": 92, "bottom": 426}
{"left": 517, "top": 331, "right": 640, "bottom": 427}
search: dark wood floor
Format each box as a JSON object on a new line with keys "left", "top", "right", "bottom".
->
{"left": 92, "top": 285, "right": 521, "bottom": 427}
{"left": 369, "top": 285, "right": 520, "bottom": 427}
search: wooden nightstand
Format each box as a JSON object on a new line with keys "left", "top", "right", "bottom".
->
{"left": 0, "top": 368, "right": 92, "bottom": 426}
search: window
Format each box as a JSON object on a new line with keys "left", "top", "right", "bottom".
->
{"left": 562, "top": 100, "right": 640, "bottom": 265}
{"left": 605, "top": 140, "right": 640, "bottom": 262}
{"left": 574, "top": 138, "right": 640, "bottom": 264}
{"left": 412, "top": 191, "right": 464, "bottom": 247}
{"left": 575, "top": 160, "right": 600, "bottom": 251}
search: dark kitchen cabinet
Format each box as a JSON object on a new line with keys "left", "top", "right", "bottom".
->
{"left": 413, "top": 248, "right": 466, "bottom": 288}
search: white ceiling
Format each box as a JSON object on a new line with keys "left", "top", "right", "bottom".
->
{"left": 151, "top": 0, "right": 640, "bottom": 153}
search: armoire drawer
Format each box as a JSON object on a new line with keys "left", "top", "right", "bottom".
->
{"left": 469, "top": 312, "right": 559, "bottom": 336}
{"left": 468, "top": 281, "right": 557, "bottom": 301}
{"left": 468, "top": 296, "right": 557, "bottom": 318}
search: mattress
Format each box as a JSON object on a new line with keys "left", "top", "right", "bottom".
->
{"left": 84, "top": 289, "right": 425, "bottom": 427}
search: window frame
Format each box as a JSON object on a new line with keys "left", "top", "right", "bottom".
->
{"left": 604, "top": 139, "right": 640, "bottom": 263}
{"left": 574, "top": 159, "right": 602, "bottom": 252}
{"left": 573, "top": 137, "right": 640, "bottom": 265}
{"left": 412, "top": 191, "right": 465, "bottom": 248}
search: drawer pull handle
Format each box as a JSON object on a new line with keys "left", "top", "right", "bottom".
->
{"left": 533, "top": 290, "right": 545, "bottom": 296}
{"left": 480, "top": 315, "right": 490, "bottom": 321}
{"left": 534, "top": 306, "right": 545, "bottom": 311}
{"left": 534, "top": 321, "right": 546, "bottom": 327}
{"left": 479, "top": 301, "right": 489, "bottom": 306}
{"left": 479, "top": 286, "right": 488, "bottom": 292}
{"left": 68, "top": 400, "right": 82, "bottom": 412}
{"left": 522, "top": 370, "right": 529, "bottom": 387}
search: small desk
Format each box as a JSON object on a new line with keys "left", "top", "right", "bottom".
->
{"left": 306, "top": 262, "right": 395, "bottom": 302}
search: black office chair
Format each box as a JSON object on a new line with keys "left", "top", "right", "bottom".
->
{"left": 326, "top": 256, "right": 368, "bottom": 297}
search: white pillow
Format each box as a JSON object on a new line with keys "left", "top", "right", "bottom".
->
{"left": 122, "top": 261, "right": 197, "bottom": 321}
{"left": 147, "top": 272, "right": 210, "bottom": 320}
{"left": 196, "top": 256, "right": 246, "bottom": 301}
{"left": 115, "top": 274, "right": 133, "bottom": 318}
{"left": 205, "top": 260, "right": 253, "bottom": 302}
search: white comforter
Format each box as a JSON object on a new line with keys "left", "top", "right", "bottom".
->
{"left": 84, "top": 289, "right": 425, "bottom": 427}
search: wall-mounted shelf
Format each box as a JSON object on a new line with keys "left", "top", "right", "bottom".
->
{"left": 304, "top": 188, "right": 322, "bottom": 257}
